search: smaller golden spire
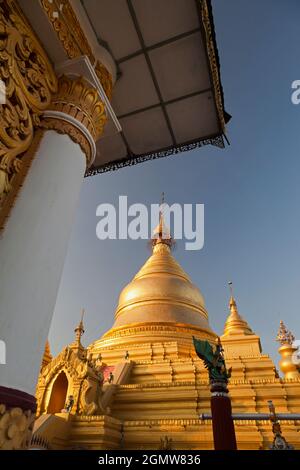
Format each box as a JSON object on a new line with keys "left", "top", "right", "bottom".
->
{"left": 74, "top": 308, "right": 85, "bottom": 345}
{"left": 70, "top": 309, "right": 86, "bottom": 358}
{"left": 223, "top": 282, "right": 253, "bottom": 336}
{"left": 41, "top": 340, "right": 52, "bottom": 368}
{"left": 276, "top": 320, "right": 299, "bottom": 380}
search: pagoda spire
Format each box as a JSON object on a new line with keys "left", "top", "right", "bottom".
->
{"left": 41, "top": 340, "right": 52, "bottom": 368}
{"left": 74, "top": 308, "right": 85, "bottom": 344}
{"left": 152, "top": 193, "right": 174, "bottom": 250}
{"left": 223, "top": 282, "right": 253, "bottom": 336}
{"left": 69, "top": 309, "right": 86, "bottom": 358}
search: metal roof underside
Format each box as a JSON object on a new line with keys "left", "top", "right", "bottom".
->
{"left": 80, "top": 0, "right": 230, "bottom": 175}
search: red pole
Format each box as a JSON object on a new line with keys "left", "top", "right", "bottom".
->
{"left": 210, "top": 380, "right": 237, "bottom": 450}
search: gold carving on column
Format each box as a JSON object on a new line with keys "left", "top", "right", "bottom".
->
{"left": 47, "top": 75, "right": 107, "bottom": 141}
{"left": 0, "top": 404, "right": 34, "bottom": 450}
{"left": 40, "top": 0, "right": 113, "bottom": 99}
{"left": 0, "top": 0, "right": 57, "bottom": 208}
{"left": 40, "top": 0, "right": 94, "bottom": 62}
{"left": 95, "top": 62, "right": 113, "bottom": 101}
{"left": 40, "top": 75, "right": 107, "bottom": 166}
{"left": 0, "top": 129, "right": 44, "bottom": 231}
{"left": 41, "top": 118, "right": 92, "bottom": 165}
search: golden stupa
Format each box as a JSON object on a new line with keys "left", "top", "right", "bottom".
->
{"left": 34, "top": 215, "right": 300, "bottom": 450}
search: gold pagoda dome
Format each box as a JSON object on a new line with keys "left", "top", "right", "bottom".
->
{"left": 100, "top": 212, "right": 216, "bottom": 351}
{"left": 114, "top": 241, "right": 208, "bottom": 329}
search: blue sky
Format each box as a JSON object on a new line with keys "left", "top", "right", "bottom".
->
{"left": 49, "top": 0, "right": 300, "bottom": 368}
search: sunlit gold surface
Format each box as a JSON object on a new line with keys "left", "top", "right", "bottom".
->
{"left": 36, "top": 237, "right": 300, "bottom": 449}
{"left": 278, "top": 344, "right": 300, "bottom": 380}
{"left": 49, "top": 74, "right": 107, "bottom": 143}
{"left": 112, "top": 241, "right": 214, "bottom": 340}
{"left": 276, "top": 321, "right": 300, "bottom": 379}
{"left": 40, "top": 0, "right": 113, "bottom": 100}
{"left": 223, "top": 296, "right": 253, "bottom": 336}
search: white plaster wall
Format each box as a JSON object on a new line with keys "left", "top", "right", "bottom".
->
{"left": 0, "top": 131, "right": 85, "bottom": 395}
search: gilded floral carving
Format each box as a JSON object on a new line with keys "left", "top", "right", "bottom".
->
{"left": 40, "top": 75, "right": 108, "bottom": 166}
{"left": 40, "top": 0, "right": 94, "bottom": 63}
{"left": 0, "top": 0, "right": 57, "bottom": 207}
{"left": 40, "top": 0, "right": 113, "bottom": 99}
{"left": 0, "top": 404, "right": 34, "bottom": 450}
{"left": 95, "top": 61, "right": 113, "bottom": 101}
{"left": 47, "top": 75, "right": 107, "bottom": 142}
{"left": 0, "top": 129, "right": 44, "bottom": 230}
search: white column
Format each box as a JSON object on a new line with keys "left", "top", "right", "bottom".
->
{"left": 0, "top": 130, "right": 85, "bottom": 395}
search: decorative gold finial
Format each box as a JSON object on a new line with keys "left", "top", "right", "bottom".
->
{"left": 276, "top": 320, "right": 295, "bottom": 346}
{"left": 276, "top": 320, "right": 299, "bottom": 380}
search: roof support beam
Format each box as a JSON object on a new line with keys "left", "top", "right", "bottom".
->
{"left": 126, "top": 0, "right": 176, "bottom": 145}
{"left": 116, "top": 27, "right": 201, "bottom": 64}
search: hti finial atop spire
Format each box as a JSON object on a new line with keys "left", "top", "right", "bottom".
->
{"left": 158, "top": 191, "right": 166, "bottom": 236}
{"left": 152, "top": 193, "right": 174, "bottom": 250}
{"left": 228, "top": 281, "right": 237, "bottom": 309}
{"left": 81, "top": 308, "right": 85, "bottom": 323}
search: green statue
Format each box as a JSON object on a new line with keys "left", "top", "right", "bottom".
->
{"left": 193, "top": 337, "right": 232, "bottom": 382}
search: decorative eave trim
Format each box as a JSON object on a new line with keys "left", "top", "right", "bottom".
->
{"left": 199, "top": 0, "right": 231, "bottom": 130}
{"left": 85, "top": 134, "right": 224, "bottom": 176}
